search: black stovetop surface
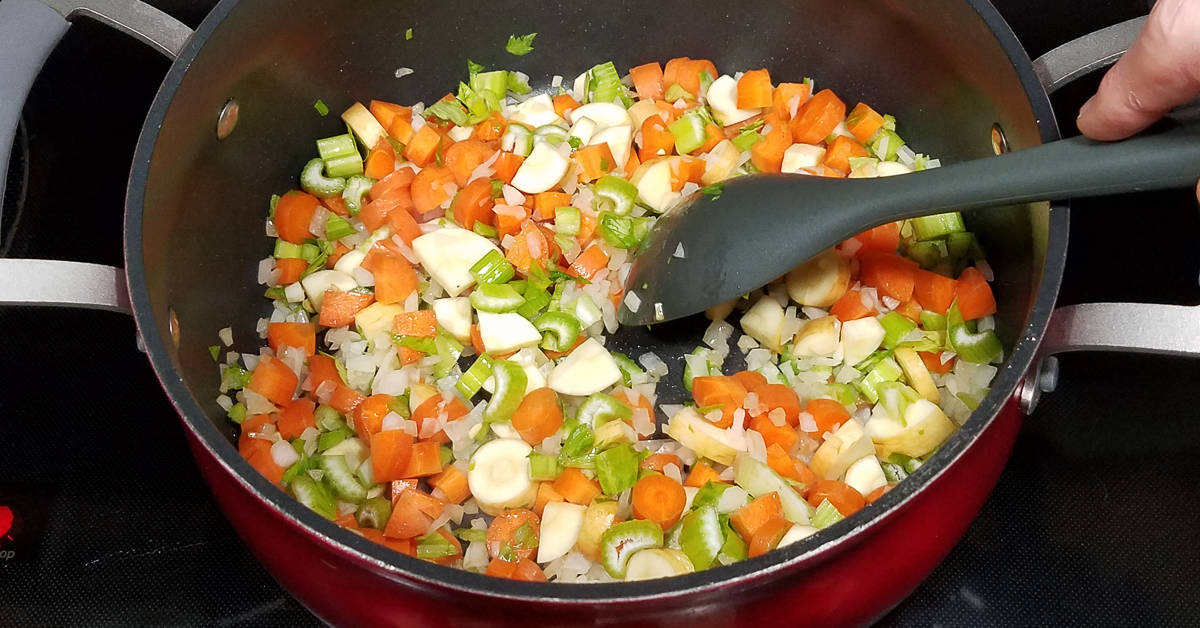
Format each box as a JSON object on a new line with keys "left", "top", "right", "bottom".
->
{"left": 5, "top": 0, "right": 1200, "bottom": 625}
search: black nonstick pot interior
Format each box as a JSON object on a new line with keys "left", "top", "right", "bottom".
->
{"left": 125, "top": 0, "right": 1065, "bottom": 600}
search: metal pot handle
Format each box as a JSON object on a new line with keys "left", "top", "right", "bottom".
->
{"left": 1019, "top": 16, "right": 1200, "bottom": 413}
{"left": 0, "top": 0, "right": 192, "bottom": 315}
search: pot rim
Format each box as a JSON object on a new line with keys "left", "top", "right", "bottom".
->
{"left": 123, "top": 0, "right": 1068, "bottom": 604}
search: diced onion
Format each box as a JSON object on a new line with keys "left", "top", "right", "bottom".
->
{"left": 394, "top": 67, "right": 415, "bottom": 78}
{"left": 270, "top": 439, "right": 300, "bottom": 468}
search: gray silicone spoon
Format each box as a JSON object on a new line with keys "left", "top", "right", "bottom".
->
{"left": 618, "top": 120, "right": 1200, "bottom": 326}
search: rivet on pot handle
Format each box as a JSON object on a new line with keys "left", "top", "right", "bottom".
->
{"left": 0, "top": 0, "right": 192, "bottom": 314}
{"left": 1021, "top": 18, "right": 1200, "bottom": 414}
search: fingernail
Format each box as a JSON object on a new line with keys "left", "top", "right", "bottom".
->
{"left": 1077, "top": 96, "right": 1095, "bottom": 119}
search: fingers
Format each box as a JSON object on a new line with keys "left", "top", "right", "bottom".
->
{"left": 1076, "top": 0, "right": 1200, "bottom": 141}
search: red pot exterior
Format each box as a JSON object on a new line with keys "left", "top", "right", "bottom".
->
{"left": 187, "top": 398, "right": 1022, "bottom": 628}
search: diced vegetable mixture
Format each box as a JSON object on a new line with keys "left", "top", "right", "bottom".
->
{"left": 214, "top": 53, "right": 1001, "bottom": 583}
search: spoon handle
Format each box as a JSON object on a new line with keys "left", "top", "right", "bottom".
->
{"left": 880, "top": 120, "right": 1200, "bottom": 220}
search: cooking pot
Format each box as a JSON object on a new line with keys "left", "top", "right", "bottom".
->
{"left": 3, "top": 0, "right": 1197, "bottom": 625}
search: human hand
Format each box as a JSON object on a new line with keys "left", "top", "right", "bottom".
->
{"left": 1075, "top": 0, "right": 1200, "bottom": 202}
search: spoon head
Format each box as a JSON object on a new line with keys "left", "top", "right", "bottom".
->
{"left": 618, "top": 174, "right": 886, "bottom": 326}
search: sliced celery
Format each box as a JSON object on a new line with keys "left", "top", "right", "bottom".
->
{"left": 911, "top": 212, "right": 966, "bottom": 240}
{"left": 484, "top": 360, "right": 527, "bottom": 422}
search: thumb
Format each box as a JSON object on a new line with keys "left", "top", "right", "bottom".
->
{"left": 1076, "top": 0, "right": 1200, "bottom": 141}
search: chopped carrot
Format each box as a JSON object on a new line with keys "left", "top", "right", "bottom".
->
{"left": 366, "top": 254, "right": 416, "bottom": 305}
{"left": 755, "top": 383, "right": 802, "bottom": 426}
{"left": 364, "top": 140, "right": 397, "bottom": 179}
{"left": 552, "top": 467, "right": 602, "bottom": 505}
{"left": 859, "top": 250, "right": 919, "bottom": 302}
{"left": 913, "top": 269, "right": 957, "bottom": 315}
{"left": 692, "top": 122, "right": 725, "bottom": 155}
{"left": 804, "top": 398, "right": 850, "bottom": 438}
{"left": 806, "top": 479, "right": 866, "bottom": 517}
{"left": 730, "top": 370, "right": 769, "bottom": 394}
{"left": 371, "top": 429, "right": 415, "bottom": 483}
{"left": 567, "top": 243, "right": 610, "bottom": 280}
{"left": 789, "top": 89, "right": 846, "bottom": 144}
{"left": 390, "top": 478, "right": 419, "bottom": 504}
{"left": 276, "top": 398, "right": 316, "bottom": 440}
{"left": 273, "top": 191, "right": 320, "bottom": 244}
{"left": 532, "top": 191, "right": 571, "bottom": 222}
{"left": 486, "top": 557, "right": 547, "bottom": 581}
{"left": 274, "top": 258, "right": 308, "bottom": 285}
{"left": 335, "top": 511, "right": 358, "bottom": 529}
{"left": 623, "top": 150, "right": 641, "bottom": 177}
{"left": 472, "top": 111, "right": 507, "bottom": 141}
{"left": 511, "top": 387, "right": 564, "bottom": 445}
{"left": 410, "top": 165, "right": 457, "bottom": 215}
{"left": 829, "top": 288, "right": 874, "bottom": 322}
{"left": 573, "top": 143, "right": 617, "bottom": 182}
{"left": 494, "top": 203, "right": 530, "bottom": 241}
{"left": 266, "top": 322, "right": 316, "bottom": 356}
{"left": 428, "top": 465, "right": 470, "bottom": 504}
{"left": 393, "top": 310, "right": 437, "bottom": 338}
{"left": 388, "top": 115, "right": 415, "bottom": 145}
{"left": 354, "top": 393, "right": 395, "bottom": 443}
{"left": 369, "top": 100, "right": 411, "bottom": 130}
{"left": 736, "top": 69, "right": 774, "bottom": 109}
{"left": 321, "top": 195, "right": 350, "bottom": 218}
{"left": 359, "top": 194, "right": 406, "bottom": 231}
{"left": 400, "top": 441, "right": 443, "bottom": 478}
{"left": 533, "top": 482, "right": 566, "bottom": 517}
{"left": 639, "top": 116, "right": 675, "bottom": 161}
{"left": 772, "top": 82, "right": 812, "bottom": 120}
{"left": 823, "top": 135, "right": 870, "bottom": 173}
{"left": 895, "top": 298, "right": 924, "bottom": 322}
{"left": 764, "top": 442, "right": 803, "bottom": 482}
{"left": 747, "top": 517, "right": 792, "bottom": 558}
{"left": 359, "top": 528, "right": 414, "bottom": 555}
{"left": 469, "top": 325, "right": 485, "bottom": 357}
{"left": 632, "top": 474, "right": 687, "bottom": 530}
{"left": 487, "top": 508, "right": 541, "bottom": 560}
{"left": 247, "top": 357, "right": 298, "bottom": 406}
{"left": 751, "top": 122, "right": 791, "bottom": 173}
{"left": 662, "top": 57, "right": 691, "bottom": 91}
{"left": 384, "top": 489, "right": 435, "bottom": 539}
{"left": 403, "top": 124, "right": 444, "bottom": 167}
{"left": 505, "top": 220, "right": 551, "bottom": 274}
{"left": 411, "top": 394, "right": 470, "bottom": 444}
{"left": 574, "top": 211, "right": 598, "bottom": 249}
{"left": 444, "top": 139, "right": 497, "bottom": 187}
{"left": 492, "top": 152, "right": 524, "bottom": 184}
{"left": 955, "top": 267, "right": 997, "bottom": 320}
{"left": 669, "top": 156, "right": 706, "bottom": 191}
{"left": 630, "top": 62, "right": 665, "bottom": 100}
{"left": 552, "top": 93, "right": 582, "bottom": 119}
{"left": 865, "top": 485, "right": 891, "bottom": 503}
{"left": 684, "top": 461, "right": 727, "bottom": 488}
{"left": 326, "top": 242, "right": 350, "bottom": 269}
{"left": 369, "top": 166, "right": 415, "bottom": 202}
{"left": 919, "top": 351, "right": 956, "bottom": 374}
{"left": 245, "top": 446, "right": 286, "bottom": 485}
{"left": 730, "top": 492, "right": 784, "bottom": 540}
{"left": 387, "top": 204, "right": 423, "bottom": 246}
{"left": 307, "top": 354, "right": 343, "bottom": 393}
{"left": 845, "top": 102, "right": 885, "bottom": 144}
{"left": 752, "top": 415, "right": 799, "bottom": 454}
{"left": 318, "top": 289, "right": 375, "bottom": 328}
{"left": 675, "top": 59, "right": 718, "bottom": 98}
{"left": 691, "top": 375, "right": 748, "bottom": 429}
{"left": 329, "top": 385, "right": 366, "bottom": 415}
{"left": 238, "top": 415, "right": 275, "bottom": 457}
{"left": 641, "top": 453, "right": 684, "bottom": 473}
{"left": 450, "top": 177, "right": 496, "bottom": 231}
{"left": 855, "top": 221, "right": 902, "bottom": 253}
